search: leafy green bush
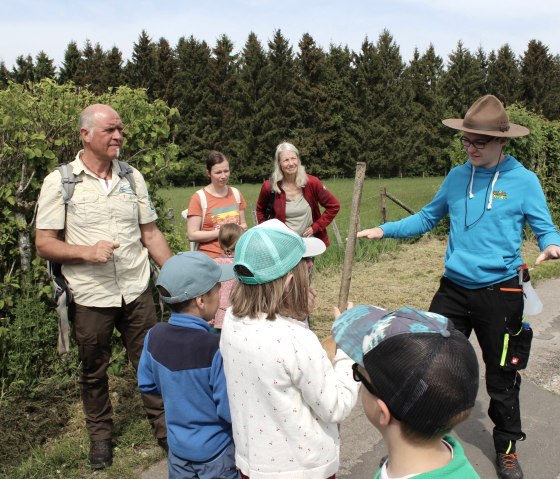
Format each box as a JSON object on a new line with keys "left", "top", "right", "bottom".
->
{"left": 0, "top": 277, "right": 78, "bottom": 395}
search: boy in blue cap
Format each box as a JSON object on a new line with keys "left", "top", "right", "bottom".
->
{"left": 333, "top": 305, "right": 480, "bottom": 478}
{"left": 138, "top": 251, "right": 238, "bottom": 479}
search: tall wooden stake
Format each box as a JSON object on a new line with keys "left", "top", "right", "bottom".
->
{"left": 338, "top": 162, "right": 366, "bottom": 311}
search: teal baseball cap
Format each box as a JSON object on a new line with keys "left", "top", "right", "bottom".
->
{"left": 234, "top": 219, "right": 326, "bottom": 285}
{"left": 156, "top": 251, "right": 235, "bottom": 304}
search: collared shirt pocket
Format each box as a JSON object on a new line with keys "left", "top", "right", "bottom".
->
{"left": 113, "top": 193, "right": 138, "bottom": 224}
{"left": 68, "top": 192, "right": 105, "bottom": 227}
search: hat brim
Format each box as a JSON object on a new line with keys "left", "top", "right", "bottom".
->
{"left": 219, "top": 263, "right": 235, "bottom": 282}
{"left": 332, "top": 305, "right": 388, "bottom": 365}
{"left": 442, "top": 118, "right": 530, "bottom": 137}
{"left": 255, "top": 219, "right": 326, "bottom": 257}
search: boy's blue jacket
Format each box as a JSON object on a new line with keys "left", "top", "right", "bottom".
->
{"left": 381, "top": 155, "right": 560, "bottom": 289}
{"left": 138, "top": 313, "right": 233, "bottom": 462}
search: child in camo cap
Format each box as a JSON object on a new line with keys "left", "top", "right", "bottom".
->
{"left": 333, "top": 305, "right": 480, "bottom": 479}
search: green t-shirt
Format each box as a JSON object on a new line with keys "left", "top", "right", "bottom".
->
{"left": 373, "top": 435, "right": 480, "bottom": 479}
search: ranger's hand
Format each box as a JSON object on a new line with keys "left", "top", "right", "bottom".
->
{"left": 535, "top": 244, "right": 560, "bottom": 265}
{"left": 88, "top": 240, "right": 120, "bottom": 263}
{"left": 357, "top": 227, "right": 384, "bottom": 239}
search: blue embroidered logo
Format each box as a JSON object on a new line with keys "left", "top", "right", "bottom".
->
{"left": 119, "top": 183, "right": 134, "bottom": 195}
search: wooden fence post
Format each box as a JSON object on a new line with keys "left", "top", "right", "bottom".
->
{"left": 249, "top": 203, "right": 258, "bottom": 226}
{"left": 380, "top": 187, "right": 387, "bottom": 224}
{"left": 331, "top": 219, "right": 343, "bottom": 247}
{"left": 338, "top": 162, "right": 367, "bottom": 311}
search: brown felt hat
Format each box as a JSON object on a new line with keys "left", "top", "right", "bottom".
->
{"left": 442, "top": 94, "right": 530, "bottom": 137}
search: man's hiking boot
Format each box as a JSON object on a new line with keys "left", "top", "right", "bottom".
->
{"left": 157, "top": 437, "right": 169, "bottom": 453}
{"left": 496, "top": 452, "right": 523, "bottom": 479}
{"left": 89, "top": 439, "right": 113, "bottom": 470}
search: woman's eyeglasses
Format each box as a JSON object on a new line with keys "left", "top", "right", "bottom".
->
{"left": 352, "top": 363, "right": 378, "bottom": 397}
{"left": 460, "top": 136, "right": 497, "bottom": 150}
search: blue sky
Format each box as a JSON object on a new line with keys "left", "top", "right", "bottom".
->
{"left": 1, "top": 0, "right": 559, "bottom": 68}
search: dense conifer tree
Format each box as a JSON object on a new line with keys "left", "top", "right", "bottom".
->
{"left": 34, "top": 51, "right": 56, "bottom": 80}
{"left": 486, "top": 44, "right": 520, "bottom": 106}
{"left": 355, "top": 30, "right": 407, "bottom": 176}
{"left": 11, "top": 55, "right": 34, "bottom": 83}
{"left": 103, "top": 46, "right": 125, "bottom": 89}
{"left": 261, "top": 30, "right": 300, "bottom": 148}
{"left": 404, "top": 45, "right": 448, "bottom": 175}
{"left": 173, "top": 36, "right": 214, "bottom": 184}
{"left": 58, "top": 41, "right": 81, "bottom": 84}
{"left": 293, "top": 33, "right": 331, "bottom": 175}
{"left": 353, "top": 37, "right": 378, "bottom": 170}
{"left": 544, "top": 56, "right": 560, "bottom": 120}
{"left": 73, "top": 40, "right": 107, "bottom": 92}
{"left": 91, "top": 43, "right": 108, "bottom": 93}
{"left": 372, "top": 30, "right": 409, "bottom": 177}
{"left": 0, "top": 61, "right": 9, "bottom": 88}
{"left": 440, "top": 40, "right": 485, "bottom": 117}
{"left": 207, "top": 34, "right": 240, "bottom": 155}
{"left": 153, "top": 38, "right": 178, "bottom": 105}
{"left": 322, "top": 44, "right": 361, "bottom": 177}
{"left": 126, "top": 30, "right": 157, "bottom": 97}
{"left": 520, "top": 40, "right": 559, "bottom": 119}
{"left": 236, "top": 32, "right": 272, "bottom": 181}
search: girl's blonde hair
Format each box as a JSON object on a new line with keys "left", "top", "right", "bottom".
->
{"left": 218, "top": 223, "right": 244, "bottom": 256}
{"left": 230, "top": 259, "right": 310, "bottom": 321}
{"left": 270, "top": 142, "right": 307, "bottom": 194}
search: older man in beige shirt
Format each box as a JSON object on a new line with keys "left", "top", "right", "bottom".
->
{"left": 36, "top": 104, "right": 172, "bottom": 470}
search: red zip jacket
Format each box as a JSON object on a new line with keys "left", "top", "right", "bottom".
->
{"left": 256, "top": 174, "right": 340, "bottom": 246}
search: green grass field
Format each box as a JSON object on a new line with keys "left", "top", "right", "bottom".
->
{"left": 159, "top": 176, "right": 444, "bottom": 268}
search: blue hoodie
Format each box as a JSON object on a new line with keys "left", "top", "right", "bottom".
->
{"left": 381, "top": 155, "right": 560, "bottom": 289}
{"left": 138, "top": 313, "right": 233, "bottom": 462}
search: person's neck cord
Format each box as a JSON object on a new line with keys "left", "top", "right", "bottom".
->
{"left": 82, "top": 156, "right": 112, "bottom": 185}
{"left": 463, "top": 147, "right": 504, "bottom": 230}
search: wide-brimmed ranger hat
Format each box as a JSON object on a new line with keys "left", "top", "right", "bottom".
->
{"left": 156, "top": 251, "right": 235, "bottom": 304}
{"left": 442, "top": 94, "right": 530, "bottom": 137}
{"left": 234, "top": 218, "right": 326, "bottom": 285}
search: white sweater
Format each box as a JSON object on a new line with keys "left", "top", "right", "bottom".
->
{"left": 220, "top": 311, "right": 359, "bottom": 479}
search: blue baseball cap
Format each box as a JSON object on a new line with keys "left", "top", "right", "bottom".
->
{"left": 156, "top": 251, "right": 235, "bottom": 304}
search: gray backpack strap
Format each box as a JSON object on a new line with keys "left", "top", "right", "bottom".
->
{"left": 117, "top": 160, "right": 136, "bottom": 194}
{"left": 50, "top": 163, "right": 80, "bottom": 354}
{"left": 55, "top": 289, "right": 72, "bottom": 354}
{"left": 56, "top": 163, "right": 82, "bottom": 204}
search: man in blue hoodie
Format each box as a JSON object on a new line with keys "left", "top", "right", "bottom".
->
{"left": 358, "top": 95, "right": 560, "bottom": 479}
{"left": 138, "top": 251, "right": 238, "bottom": 479}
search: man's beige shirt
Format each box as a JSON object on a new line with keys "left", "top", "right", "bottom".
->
{"left": 36, "top": 152, "right": 158, "bottom": 307}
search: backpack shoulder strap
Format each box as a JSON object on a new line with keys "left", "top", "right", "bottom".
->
{"left": 196, "top": 189, "right": 207, "bottom": 218}
{"left": 56, "top": 163, "right": 82, "bottom": 204}
{"left": 189, "top": 189, "right": 207, "bottom": 251}
{"left": 117, "top": 160, "right": 136, "bottom": 194}
{"left": 230, "top": 186, "right": 241, "bottom": 205}
{"left": 49, "top": 164, "right": 78, "bottom": 354}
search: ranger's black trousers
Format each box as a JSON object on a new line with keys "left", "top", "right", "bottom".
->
{"left": 430, "top": 275, "right": 527, "bottom": 454}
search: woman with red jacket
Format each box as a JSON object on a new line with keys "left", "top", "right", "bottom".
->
{"left": 256, "top": 142, "right": 340, "bottom": 247}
